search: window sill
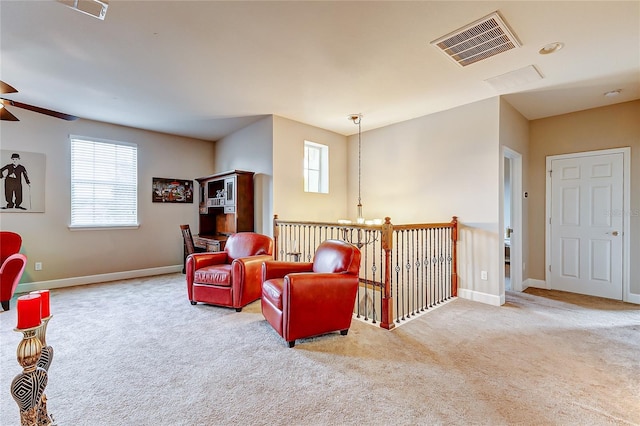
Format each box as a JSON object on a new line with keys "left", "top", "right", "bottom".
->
{"left": 68, "top": 224, "right": 140, "bottom": 231}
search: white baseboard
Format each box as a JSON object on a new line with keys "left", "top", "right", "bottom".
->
{"left": 523, "top": 278, "right": 547, "bottom": 290}
{"left": 458, "top": 288, "right": 502, "bottom": 306}
{"left": 16, "top": 265, "right": 182, "bottom": 293}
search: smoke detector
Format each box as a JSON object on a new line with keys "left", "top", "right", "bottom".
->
{"left": 604, "top": 89, "right": 622, "bottom": 98}
{"left": 431, "top": 11, "right": 521, "bottom": 67}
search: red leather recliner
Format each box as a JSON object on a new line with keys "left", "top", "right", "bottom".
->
{"left": 186, "top": 232, "right": 273, "bottom": 311}
{"left": 1, "top": 231, "right": 27, "bottom": 311}
{"left": 261, "top": 239, "right": 361, "bottom": 347}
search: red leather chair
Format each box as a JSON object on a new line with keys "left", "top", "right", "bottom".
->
{"left": 186, "top": 232, "right": 273, "bottom": 311}
{"left": 1, "top": 231, "right": 27, "bottom": 311}
{"left": 261, "top": 239, "right": 361, "bottom": 347}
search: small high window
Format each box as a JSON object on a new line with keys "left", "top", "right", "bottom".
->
{"left": 70, "top": 136, "right": 138, "bottom": 228}
{"left": 303, "top": 141, "right": 329, "bottom": 193}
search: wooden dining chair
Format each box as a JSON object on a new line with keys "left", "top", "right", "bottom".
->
{"left": 180, "top": 225, "right": 196, "bottom": 255}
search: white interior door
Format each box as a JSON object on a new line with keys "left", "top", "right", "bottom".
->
{"left": 549, "top": 152, "right": 623, "bottom": 299}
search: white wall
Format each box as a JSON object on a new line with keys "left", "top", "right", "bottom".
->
{"left": 214, "top": 116, "right": 274, "bottom": 234}
{"left": 0, "top": 108, "right": 215, "bottom": 287}
{"left": 272, "top": 115, "right": 348, "bottom": 224}
{"left": 347, "top": 98, "right": 503, "bottom": 304}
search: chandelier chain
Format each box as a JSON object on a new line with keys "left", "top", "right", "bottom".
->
{"left": 358, "top": 117, "right": 362, "bottom": 206}
{"left": 349, "top": 113, "right": 363, "bottom": 221}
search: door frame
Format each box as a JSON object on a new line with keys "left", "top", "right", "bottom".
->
{"left": 501, "top": 147, "right": 523, "bottom": 294}
{"left": 545, "top": 147, "right": 631, "bottom": 302}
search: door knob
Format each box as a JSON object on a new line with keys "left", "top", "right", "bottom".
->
{"left": 609, "top": 231, "right": 619, "bottom": 236}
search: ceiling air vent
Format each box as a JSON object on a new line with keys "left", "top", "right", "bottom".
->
{"left": 431, "top": 11, "right": 521, "bottom": 67}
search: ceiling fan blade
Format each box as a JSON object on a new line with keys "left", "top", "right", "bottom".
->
{"left": 0, "top": 106, "right": 20, "bottom": 121}
{"left": 1, "top": 98, "right": 78, "bottom": 121}
{"left": 0, "top": 81, "right": 18, "bottom": 95}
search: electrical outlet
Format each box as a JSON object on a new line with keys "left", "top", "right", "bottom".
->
{"left": 35, "top": 262, "right": 43, "bottom": 271}
{"left": 480, "top": 270, "right": 488, "bottom": 280}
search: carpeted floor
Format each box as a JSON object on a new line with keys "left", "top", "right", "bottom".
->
{"left": 1, "top": 273, "right": 638, "bottom": 425}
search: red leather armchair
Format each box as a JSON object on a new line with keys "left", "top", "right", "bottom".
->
{"left": 1, "top": 231, "right": 27, "bottom": 311}
{"left": 261, "top": 239, "right": 361, "bottom": 347}
{"left": 186, "top": 232, "right": 273, "bottom": 311}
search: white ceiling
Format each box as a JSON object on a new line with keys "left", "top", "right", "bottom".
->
{"left": 1, "top": 1, "right": 638, "bottom": 141}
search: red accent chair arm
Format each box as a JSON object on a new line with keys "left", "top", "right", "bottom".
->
{"left": 262, "top": 261, "right": 314, "bottom": 282}
{"left": 231, "top": 255, "right": 273, "bottom": 307}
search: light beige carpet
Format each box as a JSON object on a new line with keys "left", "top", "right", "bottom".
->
{"left": 1, "top": 273, "right": 638, "bottom": 425}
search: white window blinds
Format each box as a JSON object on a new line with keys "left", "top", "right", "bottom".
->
{"left": 70, "top": 137, "right": 138, "bottom": 228}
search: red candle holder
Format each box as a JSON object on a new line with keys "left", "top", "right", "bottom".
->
{"left": 16, "top": 294, "right": 42, "bottom": 330}
{"left": 30, "top": 290, "right": 50, "bottom": 319}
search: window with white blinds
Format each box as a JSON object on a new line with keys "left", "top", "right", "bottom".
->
{"left": 70, "top": 137, "right": 138, "bottom": 228}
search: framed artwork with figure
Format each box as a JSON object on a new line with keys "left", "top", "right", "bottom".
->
{"left": 152, "top": 177, "right": 194, "bottom": 203}
{"left": 0, "top": 150, "right": 46, "bottom": 213}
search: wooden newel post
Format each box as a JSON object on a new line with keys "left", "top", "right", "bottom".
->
{"left": 380, "top": 217, "right": 395, "bottom": 330}
{"left": 273, "top": 214, "right": 279, "bottom": 261}
{"left": 451, "top": 216, "right": 458, "bottom": 297}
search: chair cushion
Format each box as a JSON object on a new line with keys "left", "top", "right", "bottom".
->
{"left": 193, "top": 264, "right": 232, "bottom": 287}
{"left": 262, "top": 278, "right": 284, "bottom": 310}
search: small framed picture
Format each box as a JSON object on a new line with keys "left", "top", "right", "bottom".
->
{"left": 152, "top": 177, "right": 194, "bottom": 203}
